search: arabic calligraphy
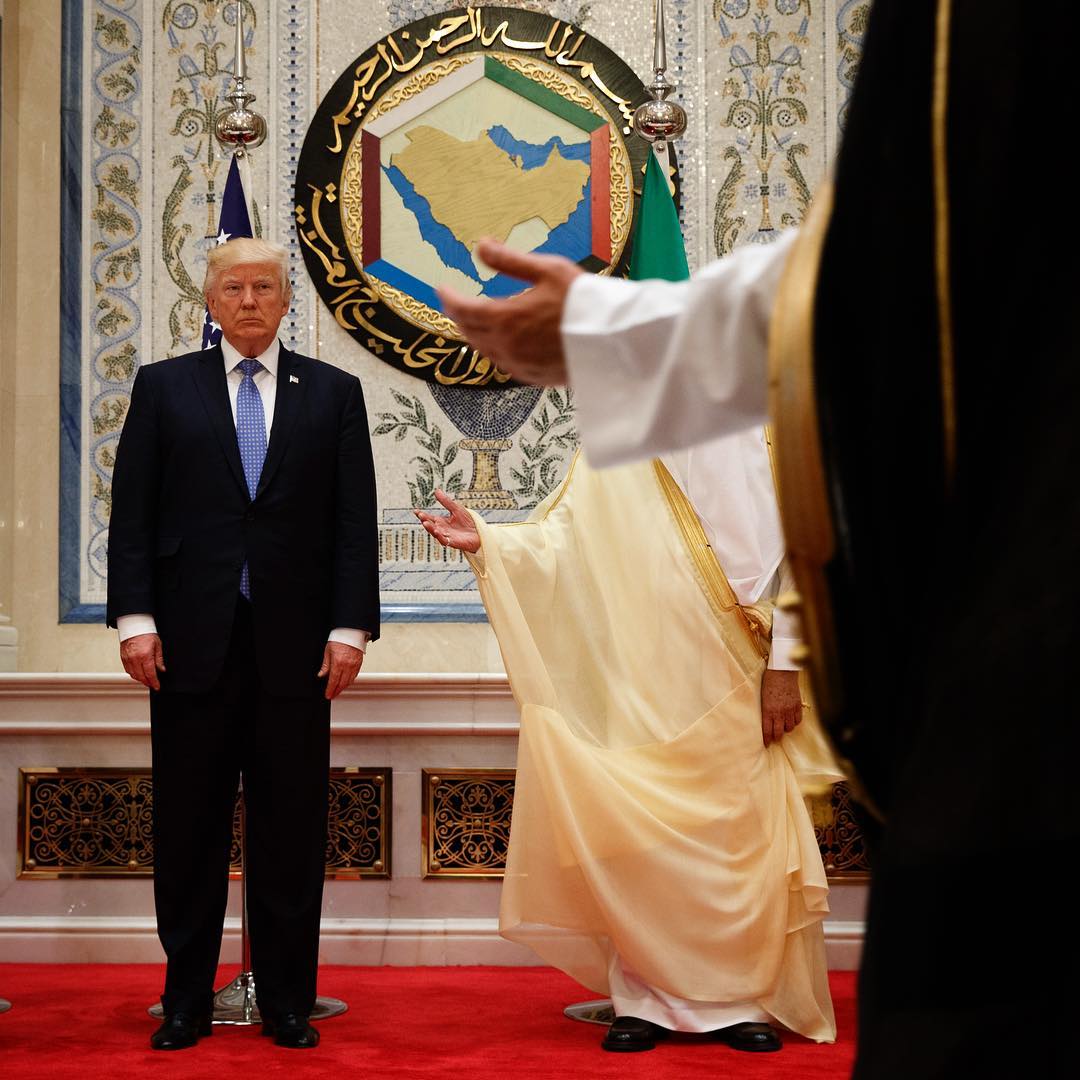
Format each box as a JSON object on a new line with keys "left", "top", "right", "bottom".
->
{"left": 327, "top": 277, "right": 511, "bottom": 386}
{"left": 327, "top": 7, "right": 636, "bottom": 154}
{"left": 297, "top": 6, "right": 652, "bottom": 388}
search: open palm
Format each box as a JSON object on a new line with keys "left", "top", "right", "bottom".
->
{"left": 414, "top": 489, "right": 481, "bottom": 553}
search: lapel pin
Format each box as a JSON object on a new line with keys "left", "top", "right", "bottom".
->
{"left": 289, "top": 374, "right": 299, "bottom": 384}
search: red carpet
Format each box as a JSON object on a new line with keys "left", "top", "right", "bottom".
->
{"left": 0, "top": 964, "right": 856, "bottom": 1078}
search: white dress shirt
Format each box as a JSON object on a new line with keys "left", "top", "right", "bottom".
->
{"left": 563, "top": 229, "right": 797, "bottom": 468}
{"left": 116, "top": 336, "right": 370, "bottom": 652}
{"left": 663, "top": 429, "right": 799, "bottom": 671}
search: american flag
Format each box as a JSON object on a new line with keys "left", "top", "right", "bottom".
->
{"left": 202, "top": 154, "right": 255, "bottom": 350}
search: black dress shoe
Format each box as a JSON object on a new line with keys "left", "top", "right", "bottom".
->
{"left": 601, "top": 1015, "right": 669, "bottom": 1053}
{"left": 150, "top": 1012, "right": 211, "bottom": 1051}
{"left": 261, "top": 1013, "right": 320, "bottom": 1048}
{"left": 711, "top": 1021, "right": 782, "bottom": 1052}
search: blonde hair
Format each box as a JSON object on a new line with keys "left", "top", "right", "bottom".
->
{"left": 204, "top": 237, "right": 290, "bottom": 294}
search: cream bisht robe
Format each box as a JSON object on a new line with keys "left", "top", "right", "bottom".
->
{"left": 465, "top": 447, "right": 841, "bottom": 1043}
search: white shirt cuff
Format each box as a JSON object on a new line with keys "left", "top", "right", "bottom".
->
{"left": 120, "top": 617, "right": 370, "bottom": 653}
{"left": 117, "top": 614, "right": 158, "bottom": 642}
{"left": 329, "top": 628, "right": 370, "bottom": 652}
{"left": 767, "top": 636, "right": 802, "bottom": 671}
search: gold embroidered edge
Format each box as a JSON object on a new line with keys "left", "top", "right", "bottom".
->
{"left": 652, "top": 459, "right": 771, "bottom": 663}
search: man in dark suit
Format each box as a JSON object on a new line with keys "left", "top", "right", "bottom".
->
{"left": 108, "top": 237, "right": 379, "bottom": 1051}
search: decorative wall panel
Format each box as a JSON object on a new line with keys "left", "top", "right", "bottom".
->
{"left": 59, "top": 1, "right": 855, "bottom": 625}
{"left": 17, "top": 766, "right": 391, "bottom": 879}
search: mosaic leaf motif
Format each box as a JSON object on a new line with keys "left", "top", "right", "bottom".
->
{"left": 159, "top": 1, "right": 261, "bottom": 353}
{"left": 837, "top": 0, "right": 870, "bottom": 129}
{"left": 510, "top": 388, "right": 578, "bottom": 509}
{"left": 711, "top": 0, "right": 818, "bottom": 255}
{"left": 372, "top": 386, "right": 577, "bottom": 512}
{"left": 373, "top": 391, "right": 466, "bottom": 508}
{"left": 87, "top": 2, "right": 145, "bottom": 589}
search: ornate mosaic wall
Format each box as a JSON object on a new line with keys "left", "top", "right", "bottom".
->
{"left": 17, "top": 766, "right": 391, "bottom": 878}
{"left": 60, "top": 1, "right": 853, "bottom": 622}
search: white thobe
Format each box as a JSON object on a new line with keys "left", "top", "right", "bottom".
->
{"left": 609, "top": 427, "right": 802, "bottom": 1031}
{"left": 563, "top": 230, "right": 797, "bottom": 468}
{"left": 565, "top": 233, "right": 806, "bottom": 1028}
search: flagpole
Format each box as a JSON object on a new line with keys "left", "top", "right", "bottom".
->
{"left": 631, "top": 0, "right": 688, "bottom": 180}
{"left": 213, "top": 1, "right": 266, "bottom": 155}
{"left": 146, "top": 2, "right": 345, "bottom": 1026}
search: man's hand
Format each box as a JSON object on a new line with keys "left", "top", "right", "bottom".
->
{"left": 317, "top": 641, "right": 364, "bottom": 700}
{"left": 437, "top": 240, "right": 582, "bottom": 386}
{"left": 761, "top": 668, "right": 803, "bottom": 747}
{"left": 414, "top": 489, "right": 481, "bottom": 553}
{"left": 120, "top": 633, "right": 166, "bottom": 691}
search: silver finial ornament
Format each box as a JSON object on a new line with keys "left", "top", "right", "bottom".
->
{"left": 215, "top": 2, "right": 267, "bottom": 154}
{"left": 632, "top": 0, "right": 688, "bottom": 148}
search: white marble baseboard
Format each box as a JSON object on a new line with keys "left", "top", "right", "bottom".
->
{"left": 0, "top": 915, "right": 864, "bottom": 969}
{"left": 0, "top": 674, "right": 868, "bottom": 975}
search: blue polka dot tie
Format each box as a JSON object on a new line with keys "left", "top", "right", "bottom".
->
{"left": 236, "top": 357, "right": 266, "bottom": 600}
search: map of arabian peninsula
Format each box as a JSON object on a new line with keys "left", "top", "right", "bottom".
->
{"left": 384, "top": 124, "right": 591, "bottom": 291}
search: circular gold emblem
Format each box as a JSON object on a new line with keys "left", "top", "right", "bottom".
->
{"left": 295, "top": 6, "right": 676, "bottom": 386}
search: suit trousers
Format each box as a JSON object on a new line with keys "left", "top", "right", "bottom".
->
{"left": 149, "top": 596, "right": 331, "bottom": 1019}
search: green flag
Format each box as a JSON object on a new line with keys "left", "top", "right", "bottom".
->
{"left": 628, "top": 150, "right": 690, "bottom": 284}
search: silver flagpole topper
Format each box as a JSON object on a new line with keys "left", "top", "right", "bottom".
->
{"left": 215, "top": 2, "right": 267, "bottom": 154}
{"left": 632, "top": 0, "right": 688, "bottom": 152}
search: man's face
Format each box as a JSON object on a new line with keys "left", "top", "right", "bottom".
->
{"left": 206, "top": 260, "right": 291, "bottom": 357}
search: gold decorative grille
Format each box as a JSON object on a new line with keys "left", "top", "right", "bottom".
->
{"left": 422, "top": 769, "right": 515, "bottom": 878}
{"left": 421, "top": 769, "right": 869, "bottom": 880}
{"left": 18, "top": 767, "right": 391, "bottom": 879}
{"left": 19, "top": 769, "right": 154, "bottom": 876}
{"left": 810, "top": 782, "right": 871, "bottom": 879}
{"left": 326, "top": 767, "right": 391, "bottom": 879}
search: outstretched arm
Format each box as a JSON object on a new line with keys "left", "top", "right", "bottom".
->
{"left": 440, "top": 232, "right": 797, "bottom": 468}
{"left": 414, "top": 489, "right": 481, "bottom": 553}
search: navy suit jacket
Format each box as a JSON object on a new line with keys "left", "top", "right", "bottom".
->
{"left": 106, "top": 343, "right": 380, "bottom": 697}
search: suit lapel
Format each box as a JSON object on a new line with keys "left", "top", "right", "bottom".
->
{"left": 193, "top": 344, "right": 249, "bottom": 499}
{"left": 257, "top": 347, "right": 307, "bottom": 497}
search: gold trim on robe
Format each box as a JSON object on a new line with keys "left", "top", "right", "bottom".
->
{"left": 767, "top": 184, "right": 844, "bottom": 726}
